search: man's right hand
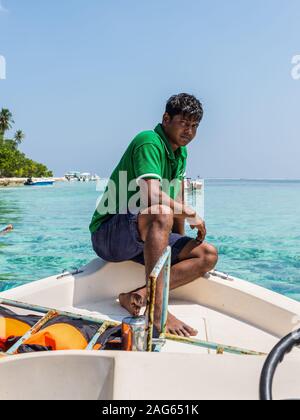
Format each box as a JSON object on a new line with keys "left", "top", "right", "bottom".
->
{"left": 185, "top": 208, "right": 207, "bottom": 243}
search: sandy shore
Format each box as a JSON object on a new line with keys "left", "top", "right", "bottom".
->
{"left": 0, "top": 178, "right": 65, "bottom": 188}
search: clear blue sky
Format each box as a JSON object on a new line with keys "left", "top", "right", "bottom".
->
{"left": 0, "top": 0, "right": 299, "bottom": 178}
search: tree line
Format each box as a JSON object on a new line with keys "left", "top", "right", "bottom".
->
{"left": 0, "top": 108, "right": 53, "bottom": 178}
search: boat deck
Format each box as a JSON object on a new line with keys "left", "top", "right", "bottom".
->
{"left": 62, "top": 298, "right": 278, "bottom": 355}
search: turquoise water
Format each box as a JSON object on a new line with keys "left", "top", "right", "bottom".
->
{"left": 0, "top": 180, "right": 300, "bottom": 301}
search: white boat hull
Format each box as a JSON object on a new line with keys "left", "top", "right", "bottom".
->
{"left": 1, "top": 258, "right": 300, "bottom": 400}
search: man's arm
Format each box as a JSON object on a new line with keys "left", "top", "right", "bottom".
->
{"left": 139, "top": 178, "right": 206, "bottom": 242}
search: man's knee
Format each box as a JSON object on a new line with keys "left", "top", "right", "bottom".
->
{"left": 139, "top": 205, "right": 174, "bottom": 236}
{"left": 150, "top": 205, "right": 174, "bottom": 231}
{"left": 202, "top": 243, "right": 218, "bottom": 271}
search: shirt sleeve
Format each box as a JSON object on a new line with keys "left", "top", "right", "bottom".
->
{"left": 133, "top": 144, "right": 163, "bottom": 183}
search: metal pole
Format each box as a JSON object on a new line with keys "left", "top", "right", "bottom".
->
{"left": 161, "top": 248, "right": 171, "bottom": 335}
{"left": 146, "top": 247, "right": 171, "bottom": 352}
{"left": 165, "top": 334, "right": 267, "bottom": 356}
{"left": 86, "top": 321, "right": 112, "bottom": 350}
{"left": 0, "top": 298, "right": 120, "bottom": 327}
{"left": 6, "top": 310, "right": 58, "bottom": 355}
{"left": 146, "top": 276, "right": 157, "bottom": 352}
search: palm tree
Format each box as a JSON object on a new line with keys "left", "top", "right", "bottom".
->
{"left": 0, "top": 108, "right": 14, "bottom": 140}
{"left": 14, "top": 130, "right": 25, "bottom": 147}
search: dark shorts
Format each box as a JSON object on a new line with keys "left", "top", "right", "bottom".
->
{"left": 91, "top": 213, "right": 192, "bottom": 266}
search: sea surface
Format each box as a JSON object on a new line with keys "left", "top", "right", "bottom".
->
{"left": 0, "top": 180, "right": 300, "bottom": 301}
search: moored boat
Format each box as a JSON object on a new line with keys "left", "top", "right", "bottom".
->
{"left": 64, "top": 172, "right": 81, "bottom": 182}
{"left": 184, "top": 178, "right": 203, "bottom": 191}
{"left": 24, "top": 178, "right": 54, "bottom": 186}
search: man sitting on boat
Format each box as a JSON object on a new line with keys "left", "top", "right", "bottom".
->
{"left": 90, "top": 93, "right": 218, "bottom": 337}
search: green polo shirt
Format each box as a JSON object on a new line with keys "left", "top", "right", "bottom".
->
{"left": 89, "top": 124, "right": 187, "bottom": 233}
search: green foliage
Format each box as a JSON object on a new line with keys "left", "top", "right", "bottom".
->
{"left": 0, "top": 108, "right": 53, "bottom": 178}
{"left": 0, "top": 109, "right": 14, "bottom": 137}
{"left": 14, "top": 130, "right": 25, "bottom": 147}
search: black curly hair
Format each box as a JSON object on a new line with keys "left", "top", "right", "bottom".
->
{"left": 166, "top": 93, "right": 203, "bottom": 122}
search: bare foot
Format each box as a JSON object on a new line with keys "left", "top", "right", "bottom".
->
{"left": 119, "top": 287, "right": 147, "bottom": 316}
{"left": 164, "top": 312, "right": 198, "bottom": 338}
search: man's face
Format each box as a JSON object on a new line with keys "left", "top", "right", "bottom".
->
{"left": 162, "top": 113, "right": 200, "bottom": 149}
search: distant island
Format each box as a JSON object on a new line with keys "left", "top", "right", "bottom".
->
{"left": 0, "top": 108, "right": 53, "bottom": 178}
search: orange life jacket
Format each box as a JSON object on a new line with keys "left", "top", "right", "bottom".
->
{"left": 0, "top": 306, "right": 121, "bottom": 353}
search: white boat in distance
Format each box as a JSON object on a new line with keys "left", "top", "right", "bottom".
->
{"left": 0, "top": 253, "right": 300, "bottom": 401}
{"left": 65, "top": 172, "right": 100, "bottom": 182}
{"left": 184, "top": 178, "right": 203, "bottom": 191}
